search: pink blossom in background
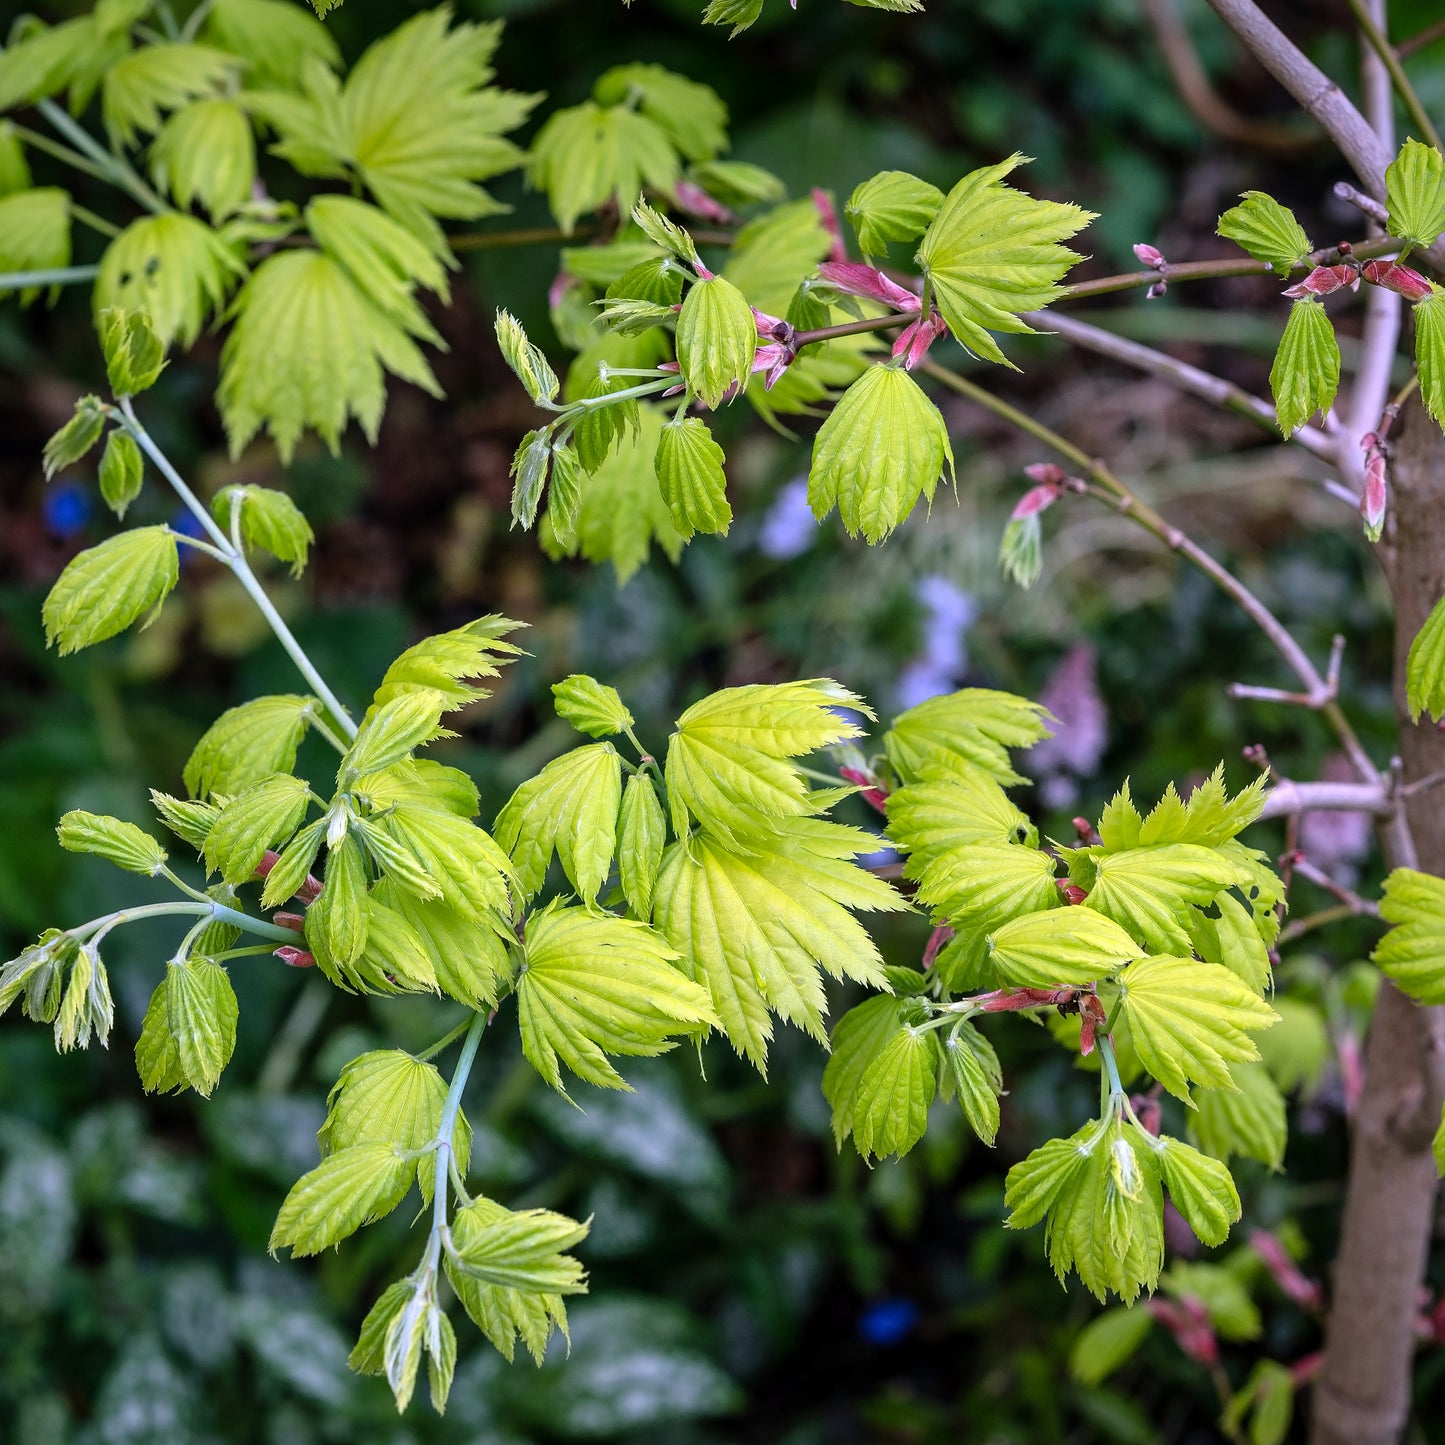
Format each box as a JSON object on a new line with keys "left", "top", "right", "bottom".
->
{"left": 1031, "top": 642, "right": 1107, "bottom": 810}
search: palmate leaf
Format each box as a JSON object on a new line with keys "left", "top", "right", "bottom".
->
{"left": 95, "top": 212, "right": 244, "bottom": 347}
{"left": 915, "top": 153, "right": 1096, "bottom": 366}
{"left": 1269, "top": 300, "right": 1339, "bottom": 436}
{"left": 163, "top": 957, "right": 239, "bottom": 1096}
{"left": 1156, "top": 1135, "right": 1241, "bottom": 1247}
{"left": 342, "top": 690, "right": 450, "bottom": 777}
{"left": 884, "top": 687, "right": 1052, "bottom": 786}
{"left": 214, "top": 484, "right": 314, "bottom": 576}
{"left": 373, "top": 882, "right": 506, "bottom": 1010}
{"left": 376, "top": 802, "right": 513, "bottom": 923}
{"left": 1374, "top": 867, "right": 1445, "bottom": 1003}
{"left": 1416, "top": 295, "right": 1445, "bottom": 430}
{"left": 251, "top": 13, "right": 537, "bottom": 254}
{"left": 98, "top": 430, "right": 143, "bottom": 517}
{"left": 655, "top": 416, "right": 732, "bottom": 539}
{"left": 663, "top": 679, "right": 870, "bottom": 846}
{"left": 675, "top": 274, "right": 757, "bottom": 410}
{"left": 529, "top": 101, "right": 680, "bottom": 236}
{"left": 269, "top": 1142, "right": 415, "bottom": 1257}
{"left": 943, "top": 1018, "right": 1004, "bottom": 1145}
{"left": 202, "top": 0, "right": 341, "bottom": 90}
{"left": 824, "top": 994, "right": 939, "bottom": 1159}
{"left": 57, "top": 810, "right": 166, "bottom": 875}
{"left": 1190, "top": 1061, "right": 1287, "bottom": 1168}
{"left": 1079, "top": 844, "right": 1248, "bottom": 954}
{"left": 886, "top": 763, "right": 1036, "bottom": 873}
{"left": 374, "top": 616, "right": 524, "bottom": 710}
{"left": 985, "top": 908, "right": 1140, "bottom": 987}
{"left": 1216, "top": 191, "right": 1312, "bottom": 274}
{"left": 0, "top": 123, "right": 30, "bottom": 194}
{"left": 593, "top": 63, "right": 727, "bottom": 164}
{"left": 102, "top": 43, "right": 238, "bottom": 147}
{"left": 217, "top": 249, "right": 442, "bottom": 461}
{"left": 0, "top": 188, "right": 71, "bottom": 303}
{"left": 319, "top": 1048, "right": 470, "bottom": 1202}
{"left": 618, "top": 773, "right": 666, "bottom": 920}
{"left": 807, "top": 363, "right": 954, "bottom": 543}
{"left": 494, "top": 743, "right": 622, "bottom": 904}
{"left": 203, "top": 773, "right": 310, "bottom": 883}
{"left": 184, "top": 694, "right": 314, "bottom": 798}
{"left": 847, "top": 170, "right": 944, "bottom": 257}
{"left": 553, "top": 675, "right": 633, "bottom": 739}
{"left": 1068, "top": 1308, "right": 1155, "bottom": 1387}
{"left": 515, "top": 903, "right": 717, "bottom": 1094}
{"left": 1385, "top": 138, "right": 1445, "bottom": 250}
{"left": 1407, "top": 592, "right": 1445, "bottom": 722}
{"left": 1115, "top": 955, "right": 1276, "bottom": 1100}
{"left": 653, "top": 817, "right": 905, "bottom": 1069}
{"left": 444, "top": 1197, "right": 582, "bottom": 1364}
{"left": 42, "top": 524, "right": 179, "bottom": 654}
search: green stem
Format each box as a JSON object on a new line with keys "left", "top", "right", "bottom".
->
{"left": 70, "top": 898, "right": 299, "bottom": 945}
{"left": 431, "top": 1013, "right": 487, "bottom": 1237}
{"left": 171, "top": 530, "right": 233, "bottom": 565}
{"left": 70, "top": 203, "right": 121, "bottom": 239}
{"left": 564, "top": 377, "right": 676, "bottom": 412}
{"left": 1098, "top": 1033, "right": 1126, "bottom": 1100}
{"left": 1345, "top": 0, "right": 1443, "bottom": 152}
{"left": 36, "top": 100, "right": 167, "bottom": 214}
{"left": 118, "top": 400, "right": 358, "bottom": 740}
{"left": 179, "top": 0, "right": 218, "bottom": 42}
{"left": 8, "top": 124, "right": 114, "bottom": 183}
{"left": 0, "top": 265, "right": 100, "bottom": 293}
{"left": 418, "top": 1017, "right": 474, "bottom": 1062}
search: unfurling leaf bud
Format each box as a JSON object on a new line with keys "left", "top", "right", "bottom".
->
{"left": 1282, "top": 263, "right": 1357, "bottom": 299}
{"left": 494, "top": 310, "right": 560, "bottom": 408}
{"left": 654, "top": 416, "right": 731, "bottom": 538}
{"left": 1133, "top": 242, "right": 1165, "bottom": 268}
{"left": 675, "top": 275, "right": 756, "bottom": 408}
{"left": 1360, "top": 259, "right": 1434, "bottom": 301}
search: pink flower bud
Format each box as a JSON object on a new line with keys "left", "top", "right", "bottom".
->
{"left": 751, "top": 341, "right": 795, "bottom": 390}
{"left": 1283, "top": 263, "right": 1358, "bottom": 299}
{"left": 1058, "top": 882, "right": 1088, "bottom": 905}
{"left": 1361, "top": 259, "right": 1434, "bottom": 300}
{"left": 1149, "top": 1298, "right": 1219, "bottom": 1366}
{"left": 275, "top": 946, "right": 315, "bottom": 968}
{"left": 812, "top": 188, "right": 847, "bottom": 263}
{"left": 838, "top": 764, "right": 889, "bottom": 812}
{"left": 1133, "top": 242, "right": 1165, "bottom": 268}
{"left": 1361, "top": 447, "right": 1388, "bottom": 541}
{"left": 751, "top": 306, "right": 792, "bottom": 341}
{"left": 815, "top": 261, "right": 921, "bottom": 312}
{"left": 1011, "top": 482, "right": 1062, "bottom": 520}
{"left": 548, "top": 271, "right": 576, "bottom": 312}
{"left": 1023, "top": 462, "right": 1066, "bottom": 486}
{"left": 1146, "top": 279, "right": 1168, "bottom": 300}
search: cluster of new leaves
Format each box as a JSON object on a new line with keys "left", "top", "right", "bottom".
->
{"left": 1218, "top": 140, "right": 1445, "bottom": 454}
{"left": 501, "top": 147, "right": 1093, "bottom": 577}
{"left": 825, "top": 729, "right": 1282, "bottom": 1303}
{"left": 0, "top": 1, "right": 536, "bottom": 459}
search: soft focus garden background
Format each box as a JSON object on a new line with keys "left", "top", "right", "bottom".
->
{"left": 0, "top": 0, "right": 1441, "bottom": 1439}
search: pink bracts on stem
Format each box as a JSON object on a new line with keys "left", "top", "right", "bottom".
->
{"left": 892, "top": 313, "right": 949, "bottom": 369}
{"left": 274, "top": 946, "right": 315, "bottom": 968}
{"left": 1361, "top": 431, "right": 1388, "bottom": 541}
{"left": 838, "top": 765, "right": 889, "bottom": 813}
{"left": 1360, "top": 260, "right": 1434, "bottom": 301}
{"left": 1283, "top": 263, "right": 1359, "bottom": 299}
{"left": 1250, "top": 1229, "right": 1325, "bottom": 1310}
{"left": 1133, "top": 242, "right": 1165, "bottom": 268}
{"left": 812, "top": 188, "right": 847, "bottom": 263}
{"left": 672, "top": 179, "right": 734, "bottom": 225}
{"left": 816, "top": 261, "right": 921, "bottom": 313}
{"left": 1149, "top": 1297, "right": 1219, "bottom": 1365}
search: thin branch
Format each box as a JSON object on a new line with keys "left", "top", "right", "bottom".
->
{"left": 0, "top": 265, "right": 100, "bottom": 293}
{"left": 1345, "top": 0, "right": 1442, "bottom": 152}
{"left": 1335, "top": 181, "right": 1390, "bottom": 226}
{"left": 1142, "top": 0, "right": 1316, "bottom": 150}
{"left": 1292, "top": 857, "right": 1381, "bottom": 914}
{"left": 1060, "top": 233, "right": 1399, "bottom": 302}
{"left": 1257, "top": 778, "right": 1391, "bottom": 820}
{"left": 1203, "top": 0, "right": 1445, "bottom": 270}
{"left": 1398, "top": 17, "right": 1445, "bottom": 59}
{"left": 919, "top": 359, "right": 1381, "bottom": 784}
{"left": 1024, "top": 307, "right": 1332, "bottom": 457}
{"left": 1279, "top": 902, "right": 1371, "bottom": 943}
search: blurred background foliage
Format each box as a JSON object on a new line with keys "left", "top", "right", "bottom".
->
{"left": 0, "top": 0, "right": 1442, "bottom": 1440}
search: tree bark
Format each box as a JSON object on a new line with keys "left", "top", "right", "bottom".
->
{"left": 1312, "top": 401, "right": 1445, "bottom": 1445}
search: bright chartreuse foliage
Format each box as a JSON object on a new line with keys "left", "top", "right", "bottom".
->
{"left": 1216, "top": 192, "right": 1312, "bottom": 275}
{"left": 1385, "top": 138, "right": 1445, "bottom": 251}
{"left": 1269, "top": 299, "right": 1339, "bottom": 436}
